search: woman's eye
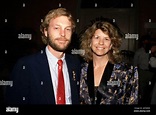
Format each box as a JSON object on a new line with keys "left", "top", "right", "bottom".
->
{"left": 105, "top": 37, "right": 111, "bottom": 41}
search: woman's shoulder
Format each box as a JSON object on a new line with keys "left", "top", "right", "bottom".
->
{"left": 113, "top": 62, "right": 138, "bottom": 79}
{"left": 114, "top": 62, "right": 138, "bottom": 71}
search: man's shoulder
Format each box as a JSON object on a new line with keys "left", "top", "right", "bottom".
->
{"left": 135, "top": 47, "right": 144, "bottom": 53}
{"left": 149, "top": 56, "right": 156, "bottom": 68}
{"left": 16, "top": 50, "right": 46, "bottom": 65}
{"left": 65, "top": 53, "right": 81, "bottom": 61}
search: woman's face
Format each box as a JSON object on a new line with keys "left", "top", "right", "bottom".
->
{"left": 91, "top": 29, "right": 112, "bottom": 57}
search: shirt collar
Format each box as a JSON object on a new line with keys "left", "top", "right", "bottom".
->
{"left": 45, "top": 46, "right": 65, "bottom": 67}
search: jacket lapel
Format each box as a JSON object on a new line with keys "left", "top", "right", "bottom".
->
{"left": 100, "top": 62, "right": 114, "bottom": 87}
{"left": 86, "top": 61, "right": 114, "bottom": 104}
{"left": 36, "top": 50, "right": 55, "bottom": 104}
{"left": 87, "top": 61, "right": 95, "bottom": 104}
{"left": 65, "top": 54, "right": 79, "bottom": 104}
{"left": 98, "top": 62, "right": 114, "bottom": 98}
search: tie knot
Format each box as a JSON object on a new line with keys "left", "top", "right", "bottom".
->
{"left": 57, "top": 60, "right": 63, "bottom": 66}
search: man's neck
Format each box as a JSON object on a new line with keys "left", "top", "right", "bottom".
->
{"left": 47, "top": 45, "right": 64, "bottom": 59}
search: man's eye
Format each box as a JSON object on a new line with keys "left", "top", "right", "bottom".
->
{"left": 54, "top": 27, "right": 59, "bottom": 29}
{"left": 66, "top": 28, "right": 72, "bottom": 31}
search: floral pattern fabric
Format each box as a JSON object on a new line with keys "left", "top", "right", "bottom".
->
{"left": 80, "top": 62, "right": 138, "bottom": 105}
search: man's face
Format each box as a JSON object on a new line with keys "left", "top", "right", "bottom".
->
{"left": 44, "top": 16, "right": 73, "bottom": 52}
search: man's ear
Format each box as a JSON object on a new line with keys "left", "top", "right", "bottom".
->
{"left": 44, "top": 28, "right": 48, "bottom": 37}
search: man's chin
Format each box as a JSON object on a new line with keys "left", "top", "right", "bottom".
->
{"left": 48, "top": 42, "right": 70, "bottom": 52}
{"left": 55, "top": 46, "right": 68, "bottom": 52}
{"left": 56, "top": 49, "right": 66, "bottom": 52}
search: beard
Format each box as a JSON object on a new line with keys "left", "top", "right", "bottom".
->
{"left": 47, "top": 36, "right": 71, "bottom": 52}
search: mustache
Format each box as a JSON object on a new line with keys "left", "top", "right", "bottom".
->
{"left": 55, "top": 37, "right": 69, "bottom": 41}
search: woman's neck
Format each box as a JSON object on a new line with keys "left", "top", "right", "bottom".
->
{"left": 93, "top": 55, "right": 109, "bottom": 68}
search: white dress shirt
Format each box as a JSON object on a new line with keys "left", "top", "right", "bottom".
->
{"left": 45, "top": 46, "right": 72, "bottom": 104}
{"left": 133, "top": 47, "right": 150, "bottom": 70}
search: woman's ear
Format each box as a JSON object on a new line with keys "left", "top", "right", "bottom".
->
{"left": 110, "top": 44, "right": 112, "bottom": 50}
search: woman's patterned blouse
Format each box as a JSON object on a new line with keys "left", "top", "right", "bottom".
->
{"left": 80, "top": 61, "right": 138, "bottom": 105}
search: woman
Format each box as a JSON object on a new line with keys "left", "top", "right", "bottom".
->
{"left": 79, "top": 18, "right": 138, "bottom": 105}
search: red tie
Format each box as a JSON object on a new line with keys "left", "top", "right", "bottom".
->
{"left": 57, "top": 59, "right": 65, "bottom": 104}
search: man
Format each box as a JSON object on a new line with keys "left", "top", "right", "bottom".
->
{"left": 149, "top": 45, "right": 156, "bottom": 104}
{"left": 5, "top": 8, "right": 80, "bottom": 105}
{"left": 133, "top": 35, "right": 154, "bottom": 104}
